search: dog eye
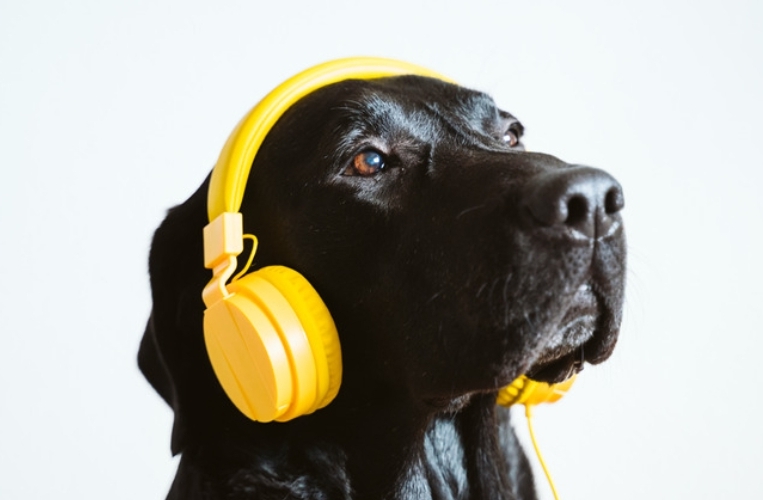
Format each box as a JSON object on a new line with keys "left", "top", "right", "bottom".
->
{"left": 502, "top": 130, "right": 519, "bottom": 147}
{"left": 350, "top": 150, "right": 386, "bottom": 176}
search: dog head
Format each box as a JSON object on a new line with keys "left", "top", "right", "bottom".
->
{"left": 139, "top": 67, "right": 625, "bottom": 452}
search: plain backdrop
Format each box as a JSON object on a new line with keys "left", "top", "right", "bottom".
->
{"left": 2, "top": 1, "right": 761, "bottom": 498}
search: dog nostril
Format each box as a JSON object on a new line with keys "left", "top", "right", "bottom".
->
{"left": 523, "top": 165, "right": 622, "bottom": 239}
{"left": 604, "top": 186, "right": 624, "bottom": 215}
{"left": 565, "top": 195, "right": 589, "bottom": 227}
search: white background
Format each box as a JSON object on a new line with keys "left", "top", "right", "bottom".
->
{"left": 2, "top": 1, "right": 761, "bottom": 498}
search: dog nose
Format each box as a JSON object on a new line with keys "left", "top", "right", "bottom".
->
{"left": 523, "top": 166, "right": 624, "bottom": 239}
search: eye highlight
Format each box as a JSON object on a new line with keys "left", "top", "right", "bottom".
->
{"left": 502, "top": 130, "right": 519, "bottom": 147}
{"left": 349, "top": 150, "right": 386, "bottom": 176}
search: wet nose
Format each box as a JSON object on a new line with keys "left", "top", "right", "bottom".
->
{"left": 522, "top": 166, "right": 624, "bottom": 239}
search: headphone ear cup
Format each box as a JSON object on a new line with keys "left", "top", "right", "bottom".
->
{"left": 497, "top": 375, "right": 534, "bottom": 407}
{"left": 256, "top": 266, "right": 342, "bottom": 416}
{"left": 204, "top": 265, "right": 342, "bottom": 423}
{"left": 203, "top": 281, "right": 296, "bottom": 422}
{"left": 497, "top": 375, "right": 576, "bottom": 407}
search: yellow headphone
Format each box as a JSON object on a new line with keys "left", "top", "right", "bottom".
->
{"left": 200, "top": 57, "right": 575, "bottom": 423}
{"left": 496, "top": 373, "right": 576, "bottom": 407}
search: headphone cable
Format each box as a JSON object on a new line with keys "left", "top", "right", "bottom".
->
{"left": 231, "top": 234, "right": 258, "bottom": 283}
{"left": 525, "top": 404, "right": 561, "bottom": 500}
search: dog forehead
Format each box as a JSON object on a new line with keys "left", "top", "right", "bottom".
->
{"left": 293, "top": 76, "right": 512, "bottom": 151}
{"left": 347, "top": 76, "right": 502, "bottom": 124}
{"left": 298, "top": 77, "right": 494, "bottom": 122}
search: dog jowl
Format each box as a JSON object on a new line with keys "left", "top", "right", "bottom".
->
{"left": 139, "top": 73, "right": 626, "bottom": 500}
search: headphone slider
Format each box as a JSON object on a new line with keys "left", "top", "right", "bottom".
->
{"left": 204, "top": 212, "right": 244, "bottom": 269}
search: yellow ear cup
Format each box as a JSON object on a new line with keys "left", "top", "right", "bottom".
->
{"left": 203, "top": 264, "right": 341, "bottom": 423}
{"left": 203, "top": 286, "right": 294, "bottom": 422}
{"left": 496, "top": 374, "right": 577, "bottom": 407}
{"left": 255, "top": 266, "right": 342, "bottom": 417}
{"left": 227, "top": 272, "right": 322, "bottom": 421}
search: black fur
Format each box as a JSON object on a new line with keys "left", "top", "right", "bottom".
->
{"left": 139, "top": 75, "right": 626, "bottom": 499}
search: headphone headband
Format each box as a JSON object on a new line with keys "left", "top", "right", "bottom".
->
{"left": 207, "top": 57, "right": 453, "bottom": 222}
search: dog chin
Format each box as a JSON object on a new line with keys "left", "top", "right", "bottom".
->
{"left": 525, "top": 282, "right": 601, "bottom": 384}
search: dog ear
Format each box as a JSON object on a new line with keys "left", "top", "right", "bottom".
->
{"left": 138, "top": 311, "right": 197, "bottom": 455}
{"left": 138, "top": 178, "right": 216, "bottom": 455}
{"left": 138, "top": 296, "right": 204, "bottom": 455}
{"left": 138, "top": 312, "right": 175, "bottom": 407}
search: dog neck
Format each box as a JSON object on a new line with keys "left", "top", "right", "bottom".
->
{"left": 169, "top": 392, "right": 537, "bottom": 500}
{"left": 361, "top": 393, "right": 536, "bottom": 500}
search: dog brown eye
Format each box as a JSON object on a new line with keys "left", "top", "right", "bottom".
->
{"left": 352, "top": 150, "right": 385, "bottom": 176}
{"left": 502, "top": 130, "right": 519, "bottom": 147}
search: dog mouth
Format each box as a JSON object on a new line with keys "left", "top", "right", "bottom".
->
{"left": 526, "top": 347, "right": 585, "bottom": 384}
{"left": 525, "top": 282, "right": 604, "bottom": 384}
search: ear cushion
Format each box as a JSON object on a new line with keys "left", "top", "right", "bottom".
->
{"left": 256, "top": 266, "right": 342, "bottom": 417}
{"left": 497, "top": 375, "right": 576, "bottom": 407}
{"left": 497, "top": 376, "right": 534, "bottom": 407}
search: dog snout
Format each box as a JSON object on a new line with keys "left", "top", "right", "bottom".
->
{"left": 522, "top": 166, "right": 624, "bottom": 239}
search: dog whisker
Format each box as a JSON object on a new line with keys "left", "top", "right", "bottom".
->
{"left": 522, "top": 309, "right": 537, "bottom": 334}
{"left": 501, "top": 273, "right": 513, "bottom": 329}
{"left": 486, "top": 277, "right": 501, "bottom": 318}
{"left": 425, "top": 291, "right": 442, "bottom": 305}
{"left": 456, "top": 203, "right": 487, "bottom": 219}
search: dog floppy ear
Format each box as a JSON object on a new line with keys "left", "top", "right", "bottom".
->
{"left": 138, "top": 312, "right": 194, "bottom": 455}
{"left": 139, "top": 306, "right": 192, "bottom": 455}
{"left": 138, "top": 312, "right": 175, "bottom": 408}
{"left": 138, "top": 300, "right": 201, "bottom": 455}
{"left": 138, "top": 178, "right": 222, "bottom": 455}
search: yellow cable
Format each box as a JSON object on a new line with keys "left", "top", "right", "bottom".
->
{"left": 231, "top": 234, "right": 258, "bottom": 283}
{"left": 525, "top": 405, "right": 560, "bottom": 500}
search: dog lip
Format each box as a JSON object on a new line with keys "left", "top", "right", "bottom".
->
{"left": 526, "top": 351, "right": 585, "bottom": 384}
{"left": 524, "top": 282, "right": 600, "bottom": 383}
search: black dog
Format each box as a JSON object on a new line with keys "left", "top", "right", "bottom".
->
{"left": 139, "top": 75, "right": 626, "bottom": 499}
